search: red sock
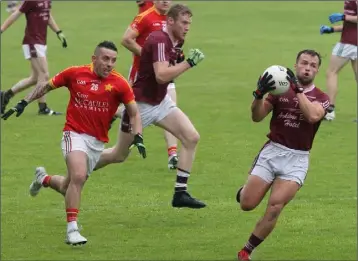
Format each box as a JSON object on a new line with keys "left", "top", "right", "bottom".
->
{"left": 168, "top": 146, "right": 177, "bottom": 156}
{"left": 66, "top": 208, "right": 79, "bottom": 222}
{"left": 42, "top": 175, "right": 52, "bottom": 187}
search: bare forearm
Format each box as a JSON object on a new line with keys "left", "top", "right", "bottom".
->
{"left": 345, "top": 15, "right": 358, "bottom": 24}
{"left": 251, "top": 99, "right": 267, "bottom": 122}
{"left": 333, "top": 25, "right": 343, "bottom": 32}
{"left": 296, "top": 93, "right": 321, "bottom": 123}
{"left": 48, "top": 14, "right": 60, "bottom": 33}
{"left": 129, "top": 112, "right": 143, "bottom": 134}
{"left": 122, "top": 39, "right": 142, "bottom": 56}
{"left": 156, "top": 62, "right": 191, "bottom": 84}
{"left": 1, "top": 10, "right": 21, "bottom": 32}
{"left": 24, "top": 82, "right": 53, "bottom": 103}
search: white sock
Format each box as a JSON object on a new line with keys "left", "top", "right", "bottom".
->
{"left": 67, "top": 221, "right": 78, "bottom": 233}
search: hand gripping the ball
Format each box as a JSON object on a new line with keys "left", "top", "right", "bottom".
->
{"left": 186, "top": 49, "right": 205, "bottom": 67}
{"left": 286, "top": 68, "right": 303, "bottom": 94}
{"left": 253, "top": 72, "right": 276, "bottom": 99}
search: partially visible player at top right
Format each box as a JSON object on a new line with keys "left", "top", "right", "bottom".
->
{"left": 320, "top": 0, "right": 357, "bottom": 121}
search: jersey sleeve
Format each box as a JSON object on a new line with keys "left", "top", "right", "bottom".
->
{"left": 265, "top": 94, "right": 278, "bottom": 106}
{"left": 19, "top": 1, "right": 32, "bottom": 13}
{"left": 130, "top": 15, "right": 147, "bottom": 36}
{"left": 117, "top": 79, "right": 135, "bottom": 105}
{"left": 316, "top": 92, "right": 331, "bottom": 112}
{"left": 49, "top": 67, "right": 76, "bottom": 89}
{"left": 150, "top": 35, "right": 170, "bottom": 63}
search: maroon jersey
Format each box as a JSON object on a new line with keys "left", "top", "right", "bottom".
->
{"left": 19, "top": 0, "right": 51, "bottom": 45}
{"left": 132, "top": 30, "right": 180, "bottom": 105}
{"left": 265, "top": 86, "right": 330, "bottom": 151}
{"left": 341, "top": 0, "right": 357, "bottom": 46}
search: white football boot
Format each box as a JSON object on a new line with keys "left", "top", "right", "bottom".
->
{"left": 168, "top": 155, "right": 178, "bottom": 170}
{"left": 29, "top": 167, "right": 47, "bottom": 197}
{"left": 65, "top": 229, "right": 87, "bottom": 246}
{"left": 324, "top": 110, "right": 335, "bottom": 121}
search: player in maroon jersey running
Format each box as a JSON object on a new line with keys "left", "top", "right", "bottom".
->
{"left": 0, "top": 0, "right": 67, "bottom": 116}
{"left": 236, "top": 50, "right": 330, "bottom": 260}
{"left": 94, "top": 4, "right": 206, "bottom": 209}
{"left": 120, "top": 0, "right": 182, "bottom": 170}
{"left": 319, "top": 0, "right": 357, "bottom": 121}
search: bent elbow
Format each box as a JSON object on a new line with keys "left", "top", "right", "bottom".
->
{"left": 306, "top": 114, "right": 321, "bottom": 124}
{"left": 121, "top": 37, "right": 131, "bottom": 48}
{"left": 155, "top": 72, "right": 167, "bottom": 84}
{"left": 251, "top": 113, "right": 263, "bottom": 123}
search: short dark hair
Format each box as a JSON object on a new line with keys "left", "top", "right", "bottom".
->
{"left": 96, "top": 41, "right": 118, "bottom": 53}
{"left": 167, "top": 4, "right": 192, "bottom": 21}
{"left": 296, "top": 49, "right": 322, "bottom": 66}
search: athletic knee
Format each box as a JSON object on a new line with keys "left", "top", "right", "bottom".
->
{"left": 239, "top": 190, "right": 260, "bottom": 211}
{"left": 37, "top": 72, "right": 49, "bottom": 82}
{"left": 27, "top": 76, "right": 38, "bottom": 85}
{"left": 266, "top": 203, "right": 284, "bottom": 219}
{"left": 183, "top": 130, "right": 200, "bottom": 147}
{"left": 240, "top": 199, "right": 259, "bottom": 211}
{"left": 326, "top": 68, "right": 338, "bottom": 77}
{"left": 69, "top": 173, "right": 87, "bottom": 187}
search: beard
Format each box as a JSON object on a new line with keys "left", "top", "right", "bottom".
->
{"left": 297, "top": 74, "right": 314, "bottom": 86}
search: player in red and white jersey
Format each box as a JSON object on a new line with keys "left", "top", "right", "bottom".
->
{"left": 1, "top": 41, "right": 145, "bottom": 246}
{"left": 0, "top": 0, "right": 67, "bottom": 116}
{"left": 236, "top": 50, "right": 330, "bottom": 261}
{"left": 319, "top": 0, "right": 357, "bottom": 121}
{"left": 121, "top": 1, "right": 184, "bottom": 170}
{"left": 136, "top": 0, "right": 154, "bottom": 13}
{"left": 95, "top": 4, "right": 206, "bottom": 209}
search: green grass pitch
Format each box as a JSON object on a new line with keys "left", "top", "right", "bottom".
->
{"left": 1, "top": 1, "right": 356, "bottom": 260}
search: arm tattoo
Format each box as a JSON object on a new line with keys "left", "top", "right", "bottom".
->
{"left": 24, "top": 82, "right": 53, "bottom": 103}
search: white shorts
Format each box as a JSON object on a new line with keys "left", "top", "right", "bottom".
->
{"left": 61, "top": 131, "right": 105, "bottom": 176}
{"left": 167, "top": 82, "right": 176, "bottom": 90}
{"left": 332, "top": 42, "right": 357, "bottom": 60}
{"left": 250, "top": 141, "right": 309, "bottom": 186}
{"left": 121, "top": 94, "right": 177, "bottom": 132}
{"left": 22, "top": 44, "right": 47, "bottom": 60}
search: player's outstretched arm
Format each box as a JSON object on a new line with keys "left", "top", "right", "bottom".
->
{"left": 121, "top": 27, "right": 142, "bottom": 56}
{"left": 25, "top": 82, "right": 54, "bottom": 104}
{"left": 1, "top": 82, "right": 54, "bottom": 120}
{"left": 48, "top": 13, "right": 67, "bottom": 48}
{"left": 0, "top": 9, "right": 22, "bottom": 33}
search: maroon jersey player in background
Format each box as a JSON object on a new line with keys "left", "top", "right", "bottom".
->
{"left": 94, "top": 4, "right": 206, "bottom": 209}
{"left": 0, "top": 0, "right": 67, "bottom": 116}
{"left": 120, "top": 0, "right": 182, "bottom": 170}
{"left": 236, "top": 50, "right": 330, "bottom": 261}
{"left": 319, "top": 0, "right": 357, "bottom": 121}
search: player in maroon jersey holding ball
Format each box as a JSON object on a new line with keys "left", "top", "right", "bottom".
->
{"left": 236, "top": 50, "right": 330, "bottom": 260}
